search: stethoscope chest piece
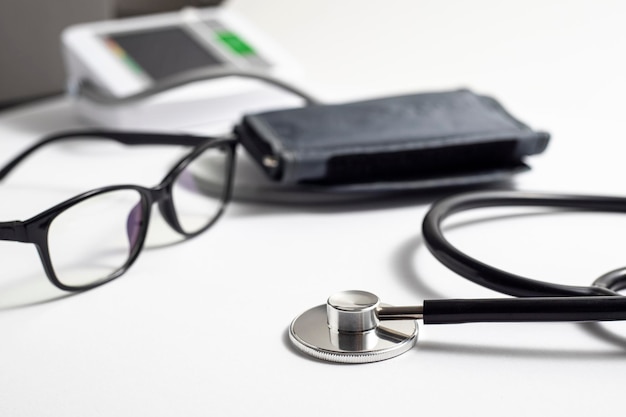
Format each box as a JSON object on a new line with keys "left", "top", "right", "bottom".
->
{"left": 289, "top": 290, "right": 418, "bottom": 364}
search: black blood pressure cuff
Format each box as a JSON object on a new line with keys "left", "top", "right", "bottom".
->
{"left": 236, "top": 90, "right": 550, "bottom": 185}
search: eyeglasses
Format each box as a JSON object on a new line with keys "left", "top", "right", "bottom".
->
{"left": 0, "top": 130, "right": 237, "bottom": 291}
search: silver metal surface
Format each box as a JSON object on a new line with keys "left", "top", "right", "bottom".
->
{"left": 327, "top": 290, "right": 380, "bottom": 332}
{"left": 289, "top": 291, "right": 418, "bottom": 364}
{"left": 262, "top": 156, "right": 279, "bottom": 168}
{"left": 377, "top": 305, "right": 424, "bottom": 320}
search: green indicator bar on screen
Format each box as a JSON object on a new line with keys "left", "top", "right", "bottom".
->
{"left": 123, "top": 56, "right": 144, "bottom": 75}
{"left": 216, "top": 31, "right": 256, "bottom": 56}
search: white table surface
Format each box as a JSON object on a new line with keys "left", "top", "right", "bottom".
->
{"left": 3, "top": 0, "right": 626, "bottom": 415}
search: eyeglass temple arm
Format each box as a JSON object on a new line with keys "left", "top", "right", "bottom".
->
{"left": 0, "top": 130, "right": 221, "bottom": 182}
{"left": 0, "top": 221, "right": 28, "bottom": 243}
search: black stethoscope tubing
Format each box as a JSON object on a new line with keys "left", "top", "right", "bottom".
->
{"left": 420, "top": 191, "right": 626, "bottom": 325}
{"left": 288, "top": 190, "right": 626, "bottom": 363}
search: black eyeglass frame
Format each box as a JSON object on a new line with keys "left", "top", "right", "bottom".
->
{"left": 0, "top": 130, "right": 238, "bottom": 292}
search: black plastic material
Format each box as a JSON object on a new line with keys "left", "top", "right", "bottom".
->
{"left": 424, "top": 296, "right": 626, "bottom": 324}
{"left": 0, "top": 130, "right": 237, "bottom": 291}
{"left": 421, "top": 191, "right": 626, "bottom": 324}
{"left": 0, "top": 130, "right": 210, "bottom": 181}
{"left": 422, "top": 191, "right": 626, "bottom": 297}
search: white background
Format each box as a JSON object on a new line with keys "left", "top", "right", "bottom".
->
{"left": 2, "top": 0, "right": 626, "bottom": 415}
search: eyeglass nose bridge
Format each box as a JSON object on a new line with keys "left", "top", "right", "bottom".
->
{"left": 149, "top": 185, "right": 185, "bottom": 235}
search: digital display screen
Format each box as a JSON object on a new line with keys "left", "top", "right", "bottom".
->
{"left": 109, "top": 27, "right": 223, "bottom": 80}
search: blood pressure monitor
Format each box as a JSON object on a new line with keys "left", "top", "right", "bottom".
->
{"left": 62, "top": 7, "right": 305, "bottom": 131}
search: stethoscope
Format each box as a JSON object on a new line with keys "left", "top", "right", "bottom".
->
{"left": 289, "top": 191, "right": 626, "bottom": 363}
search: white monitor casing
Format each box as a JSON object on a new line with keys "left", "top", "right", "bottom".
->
{"left": 62, "top": 7, "right": 305, "bottom": 132}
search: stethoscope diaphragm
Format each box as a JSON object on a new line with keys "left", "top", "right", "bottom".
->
{"left": 289, "top": 290, "right": 418, "bottom": 364}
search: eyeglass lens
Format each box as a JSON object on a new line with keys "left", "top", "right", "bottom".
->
{"left": 47, "top": 189, "right": 145, "bottom": 288}
{"left": 44, "top": 143, "right": 231, "bottom": 289}
{"left": 171, "top": 144, "right": 230, "bottom": 235}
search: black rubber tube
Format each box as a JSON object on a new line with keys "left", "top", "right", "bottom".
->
{"left": 421, "top": 191, "right": 626, "bottom": 324}
{"left": 77, "top": 68, "right": 321, "bottom": 106}
{"left": 424, "top": 296, "right": 626, "bottom": 324}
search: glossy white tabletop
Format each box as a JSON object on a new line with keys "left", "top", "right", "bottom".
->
{"left": 2, "top": 0, "right": 626, "bottom": 415}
